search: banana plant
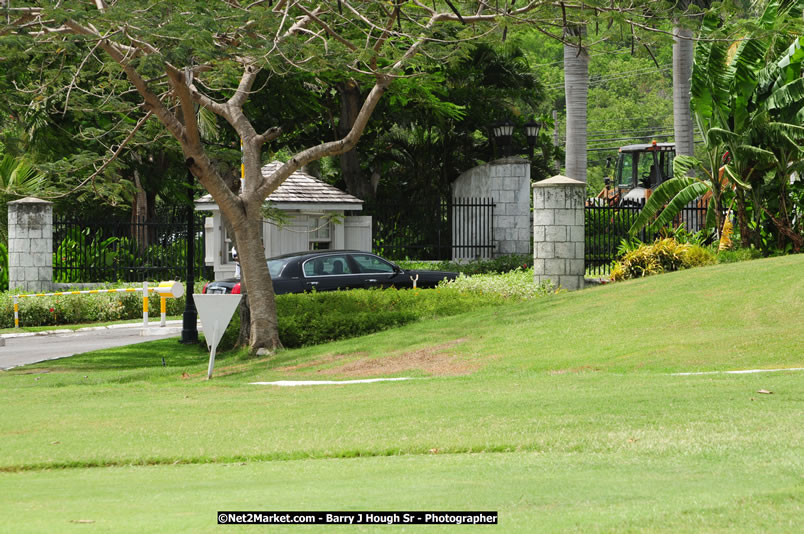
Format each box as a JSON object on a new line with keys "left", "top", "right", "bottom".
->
{"left": 634, "top": 1, "right": 804, "bottom": 250}
{"left": 628, "top": 154, "right": 719, "bottom": 237}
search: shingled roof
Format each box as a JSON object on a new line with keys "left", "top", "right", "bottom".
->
{"left": 195, "top": 161, "right": 363, "bottom": 211}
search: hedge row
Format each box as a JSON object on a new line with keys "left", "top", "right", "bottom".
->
{"left": 396, "top": 254, "right": 532, "bottom": 275}
{"left": 218, "top": 286, "right": 516, "bottom": 351}
{"left": 0, "top": 285, "right": 200, "bottom": 329}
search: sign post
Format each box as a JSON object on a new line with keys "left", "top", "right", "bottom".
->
{"left": 192, "top": 294, "right": 242, "bottom": 379}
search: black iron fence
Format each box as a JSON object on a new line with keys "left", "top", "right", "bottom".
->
{"left": 369, "top": 197, "right": 495, "bottom": 260}
{"left": 585, "top": 200, "right": 708, "bottom": 275}
{"left": 53, "top": 215, "right": 210, "bottom": 283}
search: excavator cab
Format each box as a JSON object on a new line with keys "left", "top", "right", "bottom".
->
{"left": 595, "top": 141, "right": 675, "bottom": 206}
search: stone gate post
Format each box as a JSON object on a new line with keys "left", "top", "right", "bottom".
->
{"left": 532, "top": 176, "right": 585, "bottom": 290}
{"left": 8, "top": 197, "right": 53, "bottom": 292}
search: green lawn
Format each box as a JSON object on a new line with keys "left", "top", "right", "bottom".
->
{"left": 0, "top": 255, "right": 802, "bottom": 533}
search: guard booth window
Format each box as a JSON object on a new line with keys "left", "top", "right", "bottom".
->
{"left": 307, "top": 215, "right": 331, "bottom": 250}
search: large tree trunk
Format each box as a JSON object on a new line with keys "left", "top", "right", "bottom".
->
{"left": 673, "top": 24, "right": 695, "bottom": 160}
{"left": 231, "top": 196, "right": 282, "bottom": 352}
{"left": 337, "top": 80, "right": 374, "bottom": 200}
{"left": 564, "top": 28, "right": 588, "bottom": 183}
{"left": 131, "top": 170, "right": 150, "bottom": 252}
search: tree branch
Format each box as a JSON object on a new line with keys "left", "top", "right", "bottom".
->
{"left": 296, "top": 4, "right": 359, "bottom": 51}
{"left": 165, "top": 63, "right": 202, "bottom": 148}
{"left": 229, "top": 63, "right": 260, "bottom": 109}
{"left": 255, "top": 126, "right": 283, "bottom": 146}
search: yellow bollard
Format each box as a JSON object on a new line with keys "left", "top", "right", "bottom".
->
{"left": 160, "top": 296, "right": 167, "bottom": 327}
{"left": 13, "top": 296, "right": 19, "bottom": 328}
{"left": 142, "top": 281, "right": 149, "bottom": 327}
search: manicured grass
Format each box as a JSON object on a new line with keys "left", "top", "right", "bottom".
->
{"left": 0, "top": 255, "right": 801, "bottom": 532}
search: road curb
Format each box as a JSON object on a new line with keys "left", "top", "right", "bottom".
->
{"left": 1, "top": 320, "right": 189, "bottom": 339}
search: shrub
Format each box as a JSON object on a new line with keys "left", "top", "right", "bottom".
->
{"left": 0, "top": 282, "right": 205, "bottom": 329}
{"left": 610, "top": 238, "right": 716, "bottom": 281}
{"left": 218, "top": 273, "right": 557, "bottom": 350}
{"left": 715, "top": 247, "right": 763, "bottom": 264}
{"left": 271, "top": 287, "right": 506, "bottom": 348}
{"left": 397, "top": 254, "right": 532, "bottom": 276}
{"left": 683, "top": 245, "right": 717, "bottom": 268}
{"left": 0, "top": 241, "right": 8, "bottom": 292}
{"left": 439, "top": 268, "right": 558, "bottom": 299}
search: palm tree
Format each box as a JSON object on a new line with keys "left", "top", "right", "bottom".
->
{"left": 673, "top": 0, "right": 697, "bottom": 161}
{"left": 0, "top": 155, "right": 46, "bottom": 239}
{"left": 563, "top": 25, "right": 588, "bottom": 183}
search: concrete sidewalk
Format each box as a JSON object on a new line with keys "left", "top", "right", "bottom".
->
{"left": 0, "top": 320, "right": 201, "bottom": 370}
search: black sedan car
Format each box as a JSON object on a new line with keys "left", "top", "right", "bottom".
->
{"left": 202, "top": 250, "right": 457, "bottom": 295}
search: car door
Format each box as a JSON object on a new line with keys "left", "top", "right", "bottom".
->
{"left": 349, "top": 253, "right": 402, "bottom": 289}
{"left": 301, "top": 253, "right": 361, "bottom": 292}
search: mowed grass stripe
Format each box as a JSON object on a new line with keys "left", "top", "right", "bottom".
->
{"left": 0, "top": 369, "right": 800, "bottom": 471}
{"left": 1, "top": 452, "right": 801, "bottom": 533}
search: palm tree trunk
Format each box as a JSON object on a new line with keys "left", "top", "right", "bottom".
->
{"left": 564, "top": 31, "right": 589, "bottom": 183}
{"left": 673, "top": 25, "right": 695, "bottom": 160}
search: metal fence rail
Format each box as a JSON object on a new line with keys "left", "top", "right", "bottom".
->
{"left": 451, "top": 197, "right": 495, "bottom": 260}
{"left": 584, "top": 201, "right": 708, "bottom": 275}
{"left": 369, "top": 197, "right": 495, "bottom": 261}
{"left": 53, "top": 215, "right": 209, "bottom": 283}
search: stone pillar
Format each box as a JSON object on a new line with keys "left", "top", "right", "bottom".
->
{"left": 532, "top": 176, "right": 585, "bottom": 290}
{"left": 8, "top": 197, "right": 53, "bottom": 292}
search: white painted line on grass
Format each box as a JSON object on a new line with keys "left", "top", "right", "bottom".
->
{"left": 672, "top": 367, "right": 804, "bottom": 376}
{"left": 251, "top": 378, "right": 415, "bottom": 386}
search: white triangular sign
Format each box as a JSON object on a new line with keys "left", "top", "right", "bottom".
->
{"left": 193, "top": 294, "right": 242, "bottom": 350}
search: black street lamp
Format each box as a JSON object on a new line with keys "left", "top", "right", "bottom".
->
{"left": 180, "top": 169, "right": 198, "bottom": 344}
{"left": 491, "top": 119, "right": 516, "bottom": 157}
{"left": 524, "top": 119, "right": 542, "bottom": 159}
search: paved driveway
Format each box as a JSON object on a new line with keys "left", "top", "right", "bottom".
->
{"left": 0, "top": 321, "right": 197, "bottom": 370}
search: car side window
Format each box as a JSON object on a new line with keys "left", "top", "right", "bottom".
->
{"left": 352, "top": 254, "right": 395, "bottom": 273}
{"left": 303, "top": 255, "right": 352, "bottom": 277}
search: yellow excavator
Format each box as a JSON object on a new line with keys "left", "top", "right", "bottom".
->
{"left": 594, "top": 141, "right": 676, "bottom": 207}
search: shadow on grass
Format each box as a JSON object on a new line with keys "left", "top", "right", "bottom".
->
{"left": 23, "top": 339, "right": 220, "bottom": 372}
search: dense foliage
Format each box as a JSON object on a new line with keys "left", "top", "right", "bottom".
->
{"left": 0, "top": 288, "right": 192, "bottom": 329}
{"left": 397, "top": 254, "right": 532, "bottom": 275}
{"left": 610, "top": 237, "right": 716, "bottom": 280}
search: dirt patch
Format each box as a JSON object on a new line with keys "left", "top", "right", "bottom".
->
{"left": 313, "top": 339, "right": 480, "bottom": 378}
{"left": 276, "top": 352, "right": 368, "bottom": 373}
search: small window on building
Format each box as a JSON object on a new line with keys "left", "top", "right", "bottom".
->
{"left": 223, "top": 226, "right": 235, "bottom": 263}
{"left": 307, "top": 215, "right": 331, "bottom": 250}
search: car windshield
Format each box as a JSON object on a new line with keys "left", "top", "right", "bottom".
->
{"left": 267, "top": 258, "right": 289, "bottom": 277}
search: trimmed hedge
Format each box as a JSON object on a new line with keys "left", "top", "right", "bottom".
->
{"left": 397, "top": 254, "right": 532, "bottom": 275}
{"left": 216, "top": 286, "right": 514, "bottom": 351}
{"left": 0, "top": 284, "right": 203, "bottom": 329}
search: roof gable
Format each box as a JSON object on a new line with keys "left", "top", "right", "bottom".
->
{"left": 260, "top": 161, "right": 362, "bottom": 205}
{"left": 195, "top": 161, "right": 363, "bottom": 210}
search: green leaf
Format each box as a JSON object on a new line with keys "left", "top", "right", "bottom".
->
{"left": 649, "top": 181, "right": 712, "bottom": 232}
{"left": 672, "top": 155, "right": 702, "bottom": 178}
{"left": 629, "top": 176, "right": 704, "bottom": 236}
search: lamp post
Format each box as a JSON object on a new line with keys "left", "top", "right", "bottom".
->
{"left": 491, "top": 119, "right": 515, "bottom": 157}
{"left": 524, "top": 120, "right": 542, "bottom": 159}
{"left": 180, "top": 169, "right": 198, "bottom": 344}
